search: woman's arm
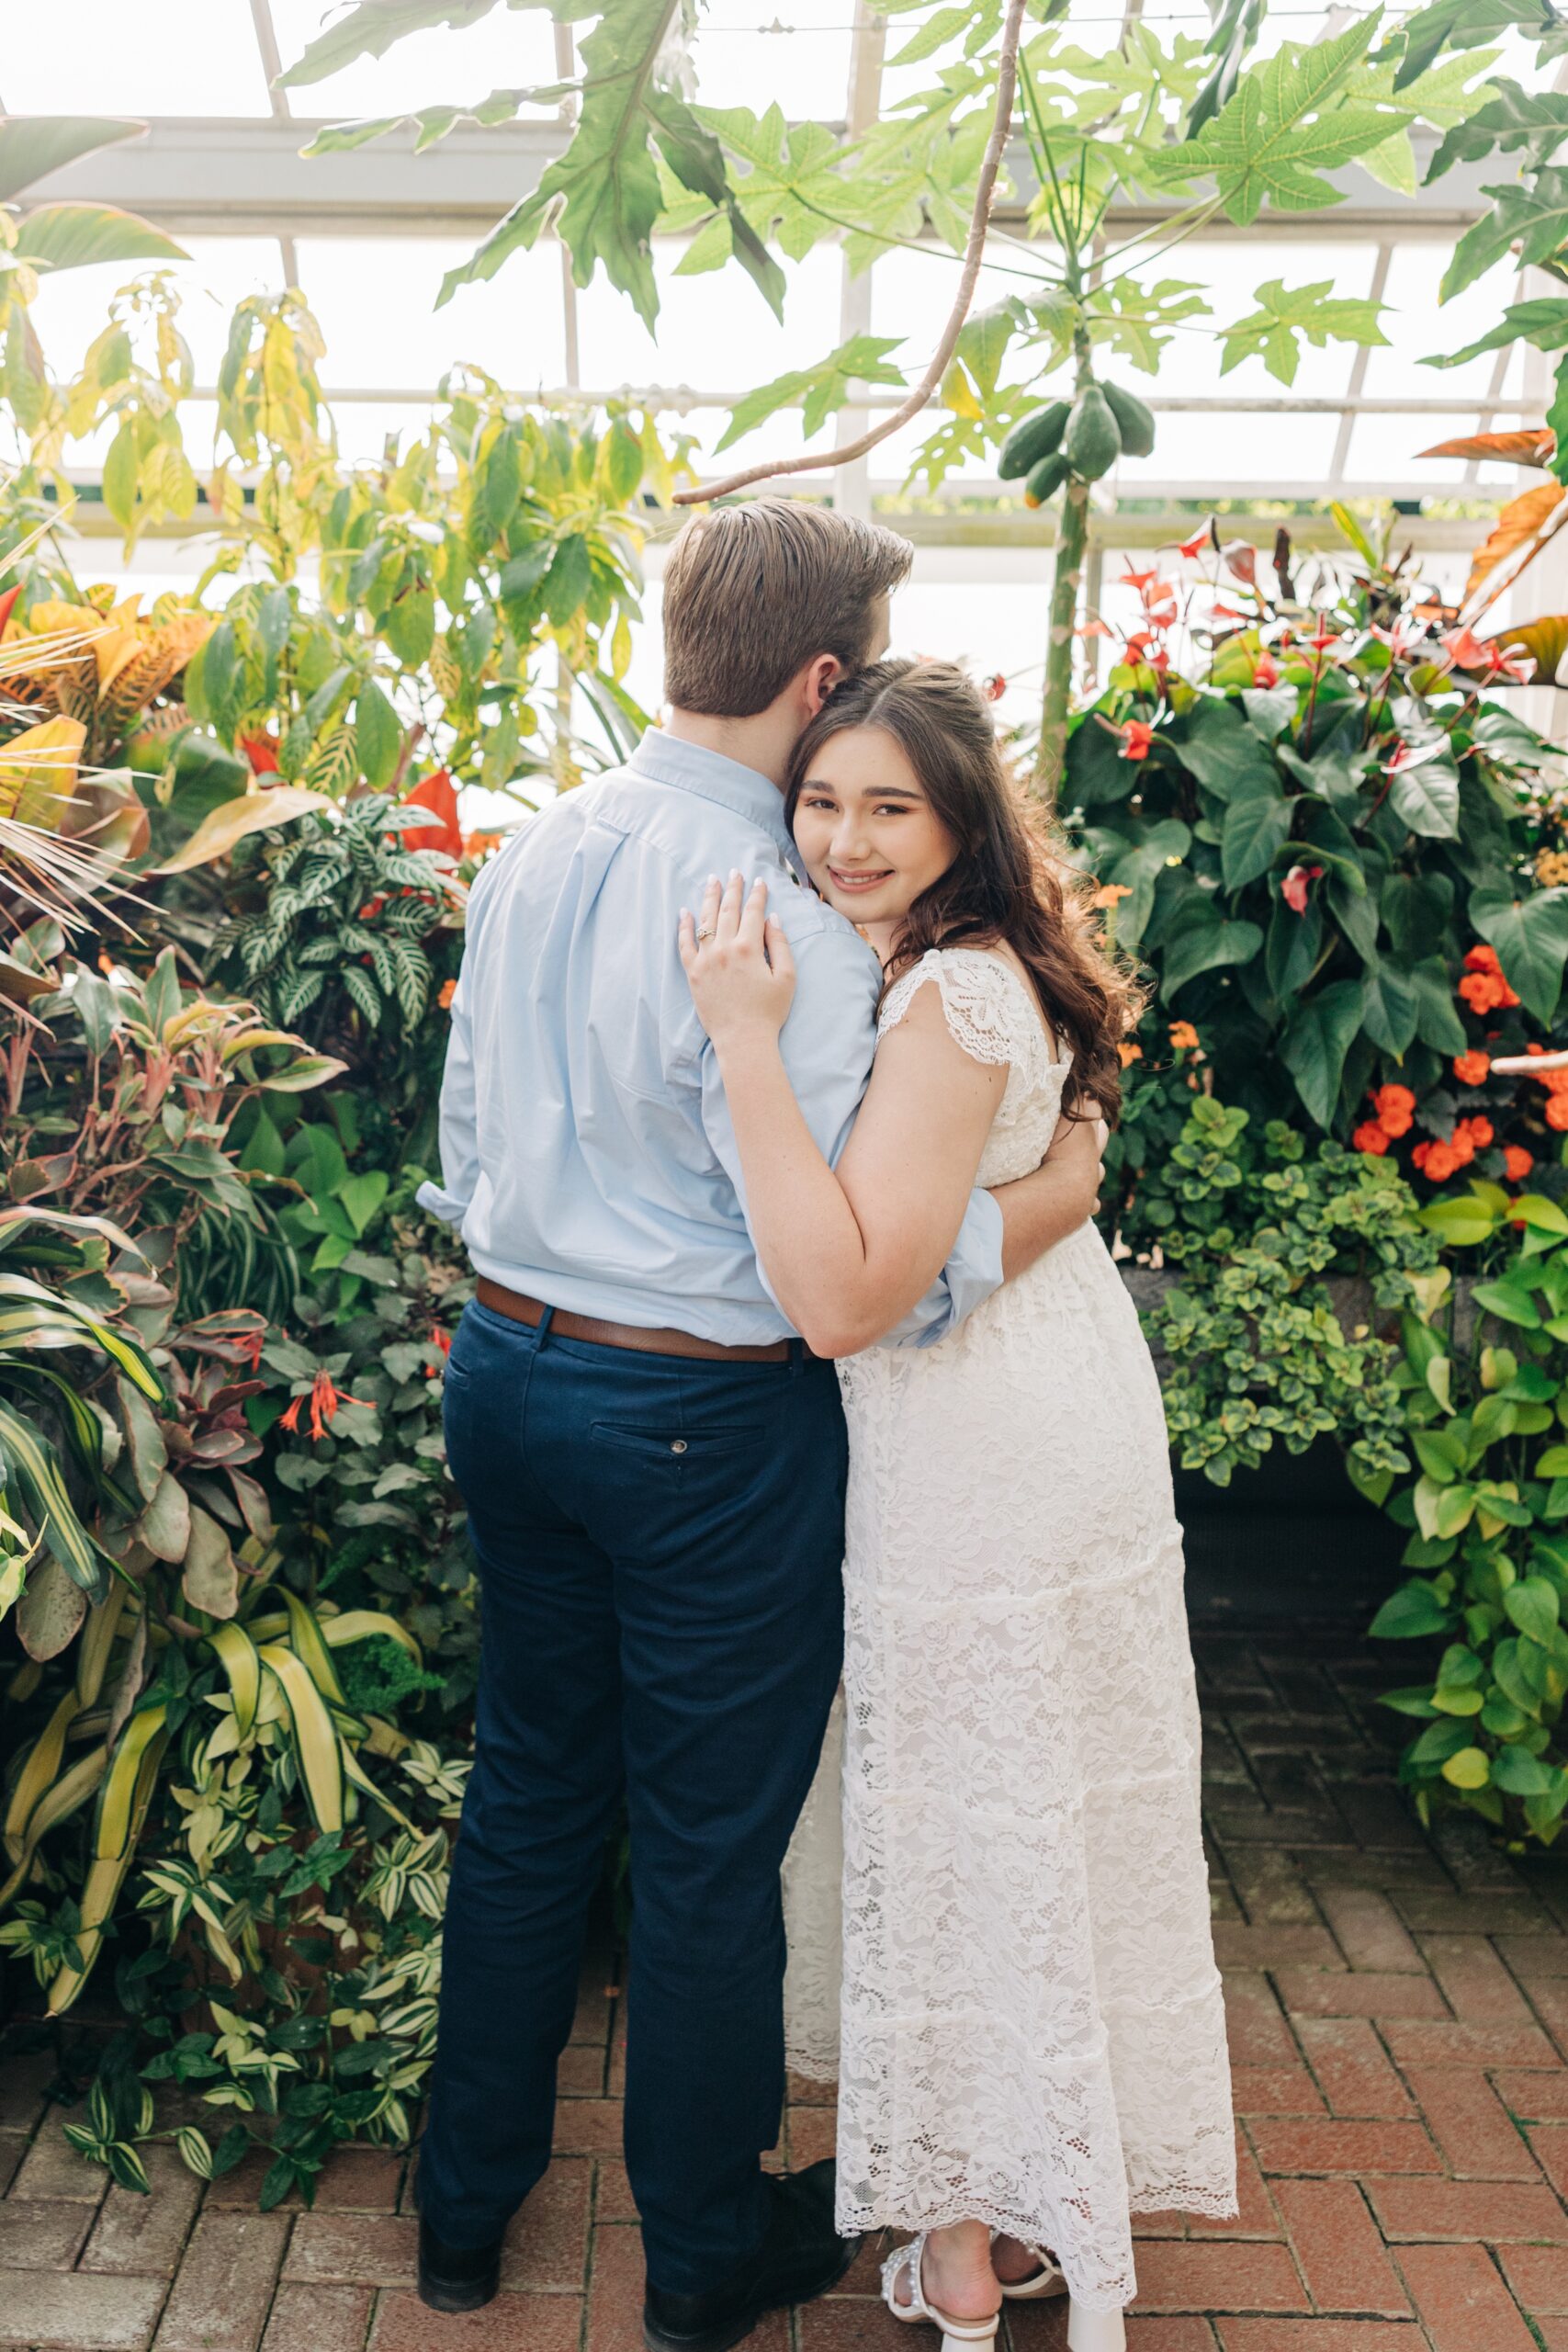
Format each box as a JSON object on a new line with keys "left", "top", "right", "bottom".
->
{"left": 681, "top": 874, "right": 1008, "bottom": 1355}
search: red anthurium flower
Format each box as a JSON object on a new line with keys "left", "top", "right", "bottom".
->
{"left": 1252, "top": 651, "right": 1280, "bottom": 688}
{"left": 400, "top": 768, "right": 462, "bottom": 858}
{"left": 1174, "top": 527, "right": 1212, "bottom": 560}
{"left": 0, "top": 584, "right": 22, "bottom": 637}
{"left": 1373, "top": 620, "right": 1424, "bottom": 661}
{"left": 1208, "top": 601, "right": 1247, "bottom": 620}
{"left": 240, "top": 731, "right": 280, "bottom": 774}
{"left": 1382, "top": 738, "right": 1419, "bottom": 774}
{"left": 1076, "top": 617, "right": 1114, "bottom": 639}
{"left": 1306, "top": 619, "right": 1338, "bottom": 655}
{"left": 1280, "top": 864, "right": 1323, "bottom": 913}
{"left": 981, "top": 672, "right": 1007, "bottom": 700}
{"left": 1119, "top": 569, "right": 1159, "bottom": 592}
{"left": 1118, "top": 719, "right": 1155, "bottom": 761}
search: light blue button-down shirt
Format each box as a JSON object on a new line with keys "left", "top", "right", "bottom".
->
{"left": 416, "top": 728, "right": 1004, "bottom": 1347}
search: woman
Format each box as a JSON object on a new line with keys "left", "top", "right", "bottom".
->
{"left": 677, "top": 662, "right": 1235, "bottom": 2352}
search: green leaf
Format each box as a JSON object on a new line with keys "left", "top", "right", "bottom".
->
{"left": 1491, "top": 1744, "right": 1556, "bottom": 1796}
{"left": 1370, "top": 1579, "right": 1452, "bottom": 1639}
{"left": 1175, "top": 695, "right": 1279, "bottom": 798}
{"left": 1427, "top": 297, "right": 1568, "bottom": 370}
{"left": 1427, "top": 76, "right": 1568, "bottom": 180}
{"left": 1469, "top": 884, "right": 1568, "bottom": 1024}
{"left": 1443, "top": 168, "right": 1568, "bottom": 302}
{"left": 1158, "top": 915, "right": 1263, "bottom": 1002}
{"left": 1219, "top": 277, "right": 1387, "bottom": 387}
{"left": 1278, "top": 978, "right": 1366, "bottom": 1129}
{"left": 355, "top": 684, "right": 400, "bottom": 793}
{"left": 1441, "top": 1746, "right": 1493, "bottom": 1790}
{"left": 1220, "top": 788, "right": 1292, "bottom": 889}
{"left": 1471, "top": 1279, "right": 1542, "bottom": 1329}
{"left": 1141, "top": 17, "right": 1392, "bottom": 224}
{"left": 1361, "top": 962, "right": 1418, "bottom": 1059}
{"left": 714, "top": 334, "right": 907, "bottom": 452}
{"left": 1398, "top": 0, "right": 1568, "bottom": 90}
{"left": 13, "top": 202, "right": 187, "bottom": 275}
{"left": 0, "top": 118, "right": 143, "bottom": 204}
{"left": 1506, "top": 1575, "right": 1562, "bottom": 1644}
{"left": 1385, "top": 740, "right": 1461, "bottom": 840}
{"left": 276, "top": 0, "right": 502, "bottom": 85}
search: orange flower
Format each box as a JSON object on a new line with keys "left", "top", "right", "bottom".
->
{"left": 1353, "top": 1120, "right": 1391, "bottom": 1156}
{"left": 438, "top": 977, "right": 457, "bottom": 1010}
{"left": 1090, "top": 882, "right": 1134, "bottom": 910}
{"left": 1459, "top": 970, "right": 1519, "bottom": 1014}
{"left": 1464, "top": 944, "right": 1503, "bottom": 973}
{"left": 1168, "top": 1022, "right": 1200, "bottom": 1050}
{"left": 1504, "top": 1145, "right": 1535, "bottom": 1181}
{"left": 1548, "top": 1094, "right": 1568, "bottom": 1133}
{"left": 1412, "top": 1139, "right": 1460, "bottom": 1182}
{"left": 280, "top": 1369, "right": 368, "bottom": 1443}
{"left": 1118, "top": 1040, "right": 1144, "bottom": 1067}
{"left": 1452, "top": 1050, "right": 1491, "bottom": 1086}
{"left": 463, "top": 829, "right": 502, "bottom": 860}
{"left": 426, "top": 1324, "right": 453, "bottom": 1374}
{"left": 1373, "top": 1084, "right": 1415, "bottom": 1138}
{"left": 1461, "top": 1115, "right": 1495, "bottom": 1150}
{"left": 1449, "top": 1126, "right": 1476, "bottom": 1167}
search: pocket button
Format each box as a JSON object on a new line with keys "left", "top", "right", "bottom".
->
{"left": 670, "top": 1439, "right": 688, "bottom": 1455}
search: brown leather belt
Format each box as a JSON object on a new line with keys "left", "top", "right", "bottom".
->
{"left": 475, "top": 1277, "right": 797, "bottom": 1363}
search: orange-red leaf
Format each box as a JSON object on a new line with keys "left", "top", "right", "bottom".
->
{"left": 1417, "top": 428, "right": 1555, "bottom": 466}
{"left": 1465, "top": 482, "right": 1568, "bottom": 604}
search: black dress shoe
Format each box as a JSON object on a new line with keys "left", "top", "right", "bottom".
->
{"left": 417, "top": 2215, "right": 502, "bottom": 2312}
{"left": 643, "top": 2160, "right": 863, "bottom": 2352}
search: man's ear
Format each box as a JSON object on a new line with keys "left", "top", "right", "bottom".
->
{"left": 801, "top": 653, "right": 842, "bottom": 717}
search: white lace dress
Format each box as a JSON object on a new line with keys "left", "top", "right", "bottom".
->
{"left": 782, "top": 946, "right": 1235, "bottom": 2314}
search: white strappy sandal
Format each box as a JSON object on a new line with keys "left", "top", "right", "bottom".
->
{"left": 881, "top": 2233, "right": 1000, "bottom": 2351}
{"left": 990, "top": 2238, "right": 1127, "bottom": 2350}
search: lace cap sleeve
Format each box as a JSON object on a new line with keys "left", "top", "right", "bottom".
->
{"left": 876, "top": 947, "right": 1026, "bottom": 1069}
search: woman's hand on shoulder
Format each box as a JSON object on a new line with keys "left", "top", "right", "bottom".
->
{"left": 679, "top": 870, "right": 796, "bottom": 1048}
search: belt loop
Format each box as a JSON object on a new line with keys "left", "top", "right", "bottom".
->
{"left": 536, "top": 1304, "right": 556, "bottom": 1347}
{"left": 789, "top": 1337, "right": 805, "bottom": 1375}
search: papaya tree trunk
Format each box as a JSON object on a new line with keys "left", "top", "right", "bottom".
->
{"left": 1032, "top": 325, "right": 1095, "bottom": 801}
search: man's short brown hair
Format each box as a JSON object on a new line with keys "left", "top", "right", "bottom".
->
{"left": 660, "top": 499, "right": 913, "bottom": 717}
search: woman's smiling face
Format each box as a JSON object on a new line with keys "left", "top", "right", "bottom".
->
{"left": 791, "top": 725, "right": 959, "bottom": 929}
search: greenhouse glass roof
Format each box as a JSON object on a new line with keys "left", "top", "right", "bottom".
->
{"left": 2, "top": 2, "right": 1559, "bottom": 728}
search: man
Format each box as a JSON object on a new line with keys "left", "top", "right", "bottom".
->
{"left": 414, "top": 500, "right": 1103, "bottom": 2352}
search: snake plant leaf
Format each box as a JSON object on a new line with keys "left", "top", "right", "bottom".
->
{"left": 0, "top": 1401, "right": 109, "bottom": 1598}
{"left": 46, "top": 1702, "right": 169, "bottom": 2013}
{"left": 280, "top": 1590, "right": 346, "bottom": 1705}
{"left": 3, "top": 1688, "right": 80, "bottom": 1855}
{"left": 318, "top": 1609, "right": 423, "bottom": 1663}
{"left": 259, "top": 1645, "right": 344, "bottom": 1835}
{"left": 0, "top": 1745, "right": 106, "bottom": 1914}
{"left": 207, "top": 1623, "right": 262, "bottom": 1741}
{"left": 73, "top": 1582, "right": 128, "bottom": 1710}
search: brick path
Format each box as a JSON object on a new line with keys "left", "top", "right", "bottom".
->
{"left": 9, "top": 1625, "right": 1568, "bottom": 2350}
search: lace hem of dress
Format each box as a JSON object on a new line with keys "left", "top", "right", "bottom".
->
{"left": 832, "top": 2176, "right": 1241, "bottom": 2312}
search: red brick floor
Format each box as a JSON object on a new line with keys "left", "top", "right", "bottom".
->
{"left": 9, "top": 1625, "right": 1568, "bottom": 2349}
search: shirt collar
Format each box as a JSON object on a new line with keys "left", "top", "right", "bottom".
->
{"left": 628, "top": 728, "right": 795, "bottom": 862}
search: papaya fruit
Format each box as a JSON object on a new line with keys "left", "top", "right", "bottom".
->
{"left": 1063, "top": 384, "right": 1122, "bottom": 482}
{"left": 1023, "top": 452, "right": 1069, "bottom": 508}
{"left": 1102, "top": 381, "right": 1156, "bottom": 460}
{"left": 998, "top": 400, "right": 1070, "bottom": 481}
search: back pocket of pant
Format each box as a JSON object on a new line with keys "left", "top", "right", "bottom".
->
{"left": 591, "top": 1421, "right": 763, "bottom": 1464}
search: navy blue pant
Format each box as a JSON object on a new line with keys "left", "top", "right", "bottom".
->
{"left": 417, "top": 1301, "right": 848, "bottom": 2293}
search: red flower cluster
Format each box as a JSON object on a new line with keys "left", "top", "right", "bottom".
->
{"left": 1352, "top": 1084, "right": 1415, "bottom": 1157}
{"left": 1452, "top": 1050, "right": 1491, "bottom": 1087}
{"left": 1457, "top": 943, "right": 1520, "bottom": 1015}
{"left": 1412, "top": 1117, "right": 1494, "bottom": 1184}
{"left": 1524, "top": 1042, "right": 1568, "bottom": 1132}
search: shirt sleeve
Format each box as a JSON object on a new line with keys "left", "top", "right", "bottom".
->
{"left": 414, "top": 867, "right": 491, "bottom": 1231}
{"left": 697, "top": 919, "right": 1005, "bottom": 1349}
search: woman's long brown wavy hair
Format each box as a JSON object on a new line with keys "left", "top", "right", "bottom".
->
{"left": 784, "top": 659, "right": 1142, "bottom": 1124}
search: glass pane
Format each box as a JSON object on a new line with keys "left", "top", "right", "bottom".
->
{"left": 269, "top": 0, "right": 559, "bottom": 117}
{"left": 691, "top": 0, "right": 854, "bottom": 122}
{"left": 1360, "top": 248, "right": 1525, "bottom": 401}
{"left": 294, "top": 237, "right": 567, "bottom": 389}
{"left": 1345, "top": 411, "right": 1486, "bottom": 487}
{"left": 576, "top": 243, "right": 840, "bottom": 393}
{"left": 4, "top": 0, "right": 273, "bottom": 116}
